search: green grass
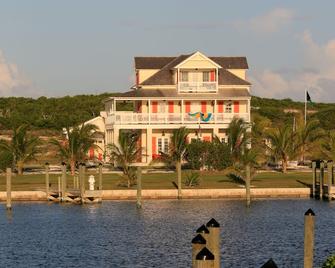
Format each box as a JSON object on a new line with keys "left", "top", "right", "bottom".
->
{"left": 0, "top": 170, "right": 313, "bottom": 191}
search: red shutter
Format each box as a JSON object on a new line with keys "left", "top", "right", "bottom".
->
{"left": 152, "top": 137, "right": 157, "bottom": 158}
{"left": 168, "top": 101, "right": 174, "bottom": 113}
{"left": 218, "top": 101, "right": 224, "bottom": 113}
{"left": 234, "top": 101, "right": 240, "bottom": 113}
{"left": 98, "top": 153, "right": 102, "bottom": 161}
{"left": 201, "top": 101, "right": 207, "bottom": 113}
{"left": 203, "top": 136, "right": 211, "bottom": 142}
{"left": 185, "top": 101, "right": 191, "bottom": 113}
{"left": 136, "top": 71, "right": 139, "bottom": 85}
{"left": 152, "top": 101, "right": 158, "bottom": 113}
{"left": 89, "top": 148, "right": 94, "bottom": 159}
{"left": 210, "top": 70, "right": 215, "bottom": 82}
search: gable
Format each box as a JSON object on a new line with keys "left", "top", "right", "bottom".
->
{"left": 174, "top": 52, "right": 222, "bottom": 69}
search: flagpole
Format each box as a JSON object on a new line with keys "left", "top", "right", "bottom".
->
{"left": 304, "top": 89, "right": 307, "bottom": 126}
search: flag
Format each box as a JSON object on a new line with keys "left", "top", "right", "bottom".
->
{"left": 306, "top": 91, "right": 312, "bottom": 103}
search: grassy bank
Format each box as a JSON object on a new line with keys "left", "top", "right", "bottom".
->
{"left": 0, "top": 170, "right": 312, "bottom": 191}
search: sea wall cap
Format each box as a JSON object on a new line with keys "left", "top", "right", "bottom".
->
{"left": 191, "top": 234, "right": 206, "bottom": 244}
{"left": 196, "top": 224, "right": 209, "bottom": 234}
{"left": 196, "top": 247, "right": 215, "bottom": 260}
{"left": 304, "top": 208, "right": 315, "bottom": 216}
{"left": 206, "top": 218, "right": 220, "bottom": 228}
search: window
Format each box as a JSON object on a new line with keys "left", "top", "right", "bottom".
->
{"left": 181, "top": 71, "right": 188, "bottom": 82}
{"left": 203, "top": 71, "right": 210, "bottom": 82}
{"left": 157, "top": 137, "right": 169, "bottom": 154}
{"left": 225, "top": 101, "right": 232, "bottom": 113}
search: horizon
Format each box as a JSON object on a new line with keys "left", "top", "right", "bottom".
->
{"left": 1, "top": 1, "right": 335, "bottom": 103}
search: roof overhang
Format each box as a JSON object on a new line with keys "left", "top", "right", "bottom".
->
{"left": 174, "top": 51, "right": 222, "bottom": 69}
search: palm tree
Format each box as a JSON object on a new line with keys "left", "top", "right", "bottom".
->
{"left": 0, "top": 124, "right": 41, "bottom": 174}
{"left": 108, "top": 131, "right": 140, "bottom": 188}
{"left": 265, "top": 124, "right": 297, "bottom": 173}
{"left": 160, "top": 127, "right": 189, "bottom": 199}
{"left": 226, "top": 118, "right": 250, "bottom": 161}
{"left": 295, "top": 119, "right": 324, "bottom": 162}
{"left": 322, "top": 131, "right": 335, "bottom": 162}
{"left": 50, "top": 123, "right": 98, "bottom": 175}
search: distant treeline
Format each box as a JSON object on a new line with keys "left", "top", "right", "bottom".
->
{"left": 0, "top": 93, "right": 334, "bottom": 130}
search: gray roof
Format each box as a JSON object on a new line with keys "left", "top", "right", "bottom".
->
{"left": 118, "top": 88, "right": 251, "bottom": 99}
{"left": 135, "top": 55, "right": 248, "bottom": 69}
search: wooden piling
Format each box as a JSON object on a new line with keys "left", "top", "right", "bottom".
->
{"left": 304, "top": 208, "right": 315, "bottom": 268}
{"left": 136, "top": 166, "right": 142, "bottom": 209}
{"left": 260, "top": 258, "right": 278, "bottom": 268}
{"left": 6, "top": 168, "right": 12, "bottom": 210}
{"left": 196, "top": 224, "right": 210, "bottom": 241}
{"left": 327, "top": 161, "right": 333, "bottom": 201}
{"left": 206, "top": 218, "right": 220, "bottom": 268}
{"left": 195, "top": 247, "right": 215, "bottom": 268}
{"left": 98, "top": 163, "right": 103, "bottom": 190}
{"left": 45, "top": 163, "right": 49, "bottom": 200}
{"left": 246, "top": 164, "right": 251, "bottom": 207}
{"left": 61, "top": 163, "right": 67, "bottom": 201}
{"left": 192, "top": 234, "right": 207, "bottom": 268}
{"left": 177, "top": 161, "right": 182, "bottom": 199}
{"left": 312, "top": 161, "right": 316, "bottom": 198}
{"left": 320, "top": 161, "right": 324, "bottom": 199}
{"left": 58, "top": 176, "right": 61, "bottom": 199}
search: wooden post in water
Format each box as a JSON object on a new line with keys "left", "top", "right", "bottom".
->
{"left": 320, "top": 161, "right": 324, "bottom": 199}
{"left": 57, "top": 176, "right": 61, "bottom": 199}
{"left": 260, "top": 259, "right": 278, "bottom": 268}
{"left": 196, "top": 224, "right": 210, "bottom": 242}
{"left": 98, "top": 163, "right": 103, "bottom": 190}
{"left": 304, "top": 208, "right": 315, "bottom": 268}
{"left": 327, "top": 161, "right": 333, "bottom": 201}
{"left": 192, "top": 234, "right": 207, "bottom": 268}
{"left": 61, "top": 162, "right": 67, "bottom": 201}
{"left": 136, "top": 166, "right": 142, "bottom": 209}
{"left": 312, "top": 161, "right": 316, "bottom": 198}
{"left": 45, "top": 163, "right": 49, "bottom": 200}
{"left": 195, "top": 247, "right": 215, "bottom": 268}
{"left": 245, "top": 164, "right": 251, "bottom": 207}
{"left": 6, "top": 168, "right": 12, "bottom": 210}
{"left": 206, "top": 218, "right": 220, "bottom": 268}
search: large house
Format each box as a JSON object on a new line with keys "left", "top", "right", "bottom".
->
{"left": 89, "top": 51, "right": 251, "bottom": 164}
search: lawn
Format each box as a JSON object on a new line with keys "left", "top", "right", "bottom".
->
{"left": 0, "top": 170, "right": 313, "bottom": 191}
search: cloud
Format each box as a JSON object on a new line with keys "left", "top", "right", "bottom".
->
{"left": 250, "top": 31, "right": 335, "bottom": 102}
{"left": 0, "top": 50, "right": 34, "bottom": 97}
{"left": 235, "top": 8, "right": 295, "bottom": 33}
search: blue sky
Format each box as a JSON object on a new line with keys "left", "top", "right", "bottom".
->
{"left": 0, "top": 0, "right": 335, "bottom": 102}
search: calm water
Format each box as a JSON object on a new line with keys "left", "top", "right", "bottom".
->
{"left": 0, "top": 199, "right": 335, "bottom": 268}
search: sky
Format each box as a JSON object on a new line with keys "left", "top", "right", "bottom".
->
{"left": 0, "top": 0, "right": 335, "bottom": 102}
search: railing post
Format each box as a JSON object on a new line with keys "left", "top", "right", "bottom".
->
{"left": 304, "top": 209, "right": 315, "bottom": 268}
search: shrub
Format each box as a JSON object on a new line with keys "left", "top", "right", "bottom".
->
{"left": 322, "top": 254, "right": 335, "bottom": 268}
{"left": 184, "top": 172, "right": 200, "bottom": 187}
{"left": 0, "top": 150, "right": 13, "bottom": 172}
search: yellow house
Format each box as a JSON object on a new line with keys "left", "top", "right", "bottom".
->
{"left": 98, "top": 51, "right": 251, "bottom": 164}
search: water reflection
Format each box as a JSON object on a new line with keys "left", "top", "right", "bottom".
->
{"left": 0, "top": 199, "right": 334, "bottom": 267}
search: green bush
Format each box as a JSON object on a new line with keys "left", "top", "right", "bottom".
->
{"left": 184, "top": 172, "right": 200, "bottom": 187}
{"left": 0, "top": 150, "right": 13, "bottom": 172}
{"left": 322, "top": 254, "right": 335, "bottom": 268}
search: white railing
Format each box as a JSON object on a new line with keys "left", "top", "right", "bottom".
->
{"left": 106, "top": 112, "right": 249, "bottom": 126}
{"left": 178, "top": 82, "right": 217, "bottom": 93}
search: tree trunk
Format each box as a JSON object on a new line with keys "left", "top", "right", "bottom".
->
{"left": 17, "top": 160, "right": 24, "bottom": 175}
{"left": 70, "top": 160, "right": 76, "bottom": 176}
{"left": 245, "top": 164, "right": 251, "bottom": 207}
{"left": 176, "top": 161, "right": 182, "bottom": 199}
{"left": 282, "top": 158, "right": 287, "bottom": 173}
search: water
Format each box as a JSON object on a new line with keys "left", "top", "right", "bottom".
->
{"left": 0, "top": 199, "right": 335, "bottom": 268}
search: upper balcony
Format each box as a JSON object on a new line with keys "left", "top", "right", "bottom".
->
{"left": 178, "top": 82, "right": 217, "bottom": 93}
{"left": 177, "top": 69, "right": 218, "bottom": 93}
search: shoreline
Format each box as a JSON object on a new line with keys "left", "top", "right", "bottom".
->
{"left": 0, "top": 188, "right": 311, "bottom": 201}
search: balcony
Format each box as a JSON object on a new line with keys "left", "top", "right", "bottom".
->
{"left": 106, "top": 112, "right": 249, "bottom": 127}
{"left": 178, "top": 82, "right": 217, "bottom": 93}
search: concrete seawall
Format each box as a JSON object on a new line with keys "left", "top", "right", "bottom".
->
{"left": 0, "top": 188, "right": 311, "bottom": 201}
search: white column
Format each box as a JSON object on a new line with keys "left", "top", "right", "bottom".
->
{"left": 247, "top": 98, "right": 251, "bottom": 122}
{"left": 181, "top": 99, "right": 184, "bottom": 124}
{"left": 146, "top": 128, "right": 152, "bottom": 164}
{"left": 148, "top": 100, "right": 151, "bottom": 125}
{"left": 214, "top": 99, "right": 217, "bottom": 123}
{"left": 113, "top": 128, "right": 120, "bottom": 148}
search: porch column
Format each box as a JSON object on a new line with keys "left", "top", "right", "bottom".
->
{"left": 148, "top": 100, "right": 151, "bottom": 125}
{"left": 146, "top": 128, "right": 153, "bottom": 164}
{"left": 113, "top": 128, "right": 120, "bottom": 147}
{"left": 247, "top": 98, "right": 251, "bottom": 122}
{"left": 181, "top": 99, "right": 184, "bottom": 124}
{"left": 214, "top": 99, "right": 217, "bottom": 123}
